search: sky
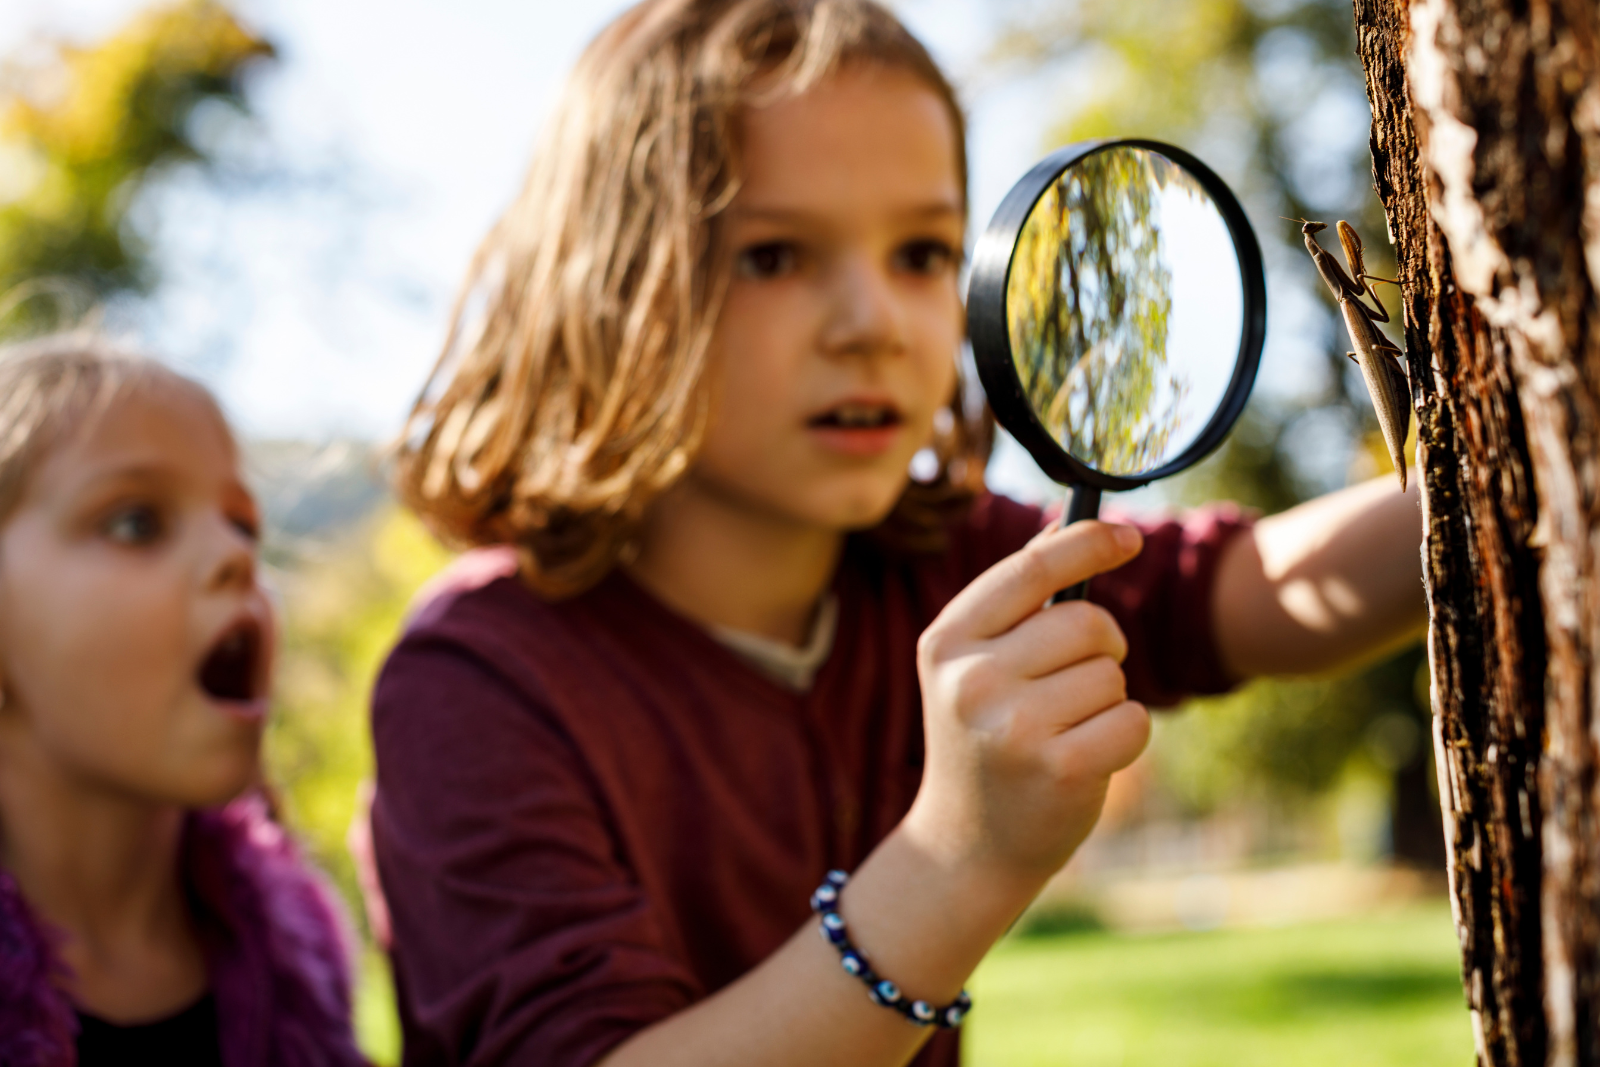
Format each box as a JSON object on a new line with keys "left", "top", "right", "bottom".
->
{"left": 0, "top": 0, "right": 1329, "bottom": 503}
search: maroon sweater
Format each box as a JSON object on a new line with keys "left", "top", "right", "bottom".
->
{"left": 371, "top": 495, "right": 1248, "bottom": 1067}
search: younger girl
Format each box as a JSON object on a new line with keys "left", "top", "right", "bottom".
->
{"left": 372, "top": 2, "right": 1426, "bottom": 1065}
{"left": 0, "top": 335, "right": 364, "bottom": 1066}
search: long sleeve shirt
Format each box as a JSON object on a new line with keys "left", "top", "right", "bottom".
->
{"left": 371, "top": 494, "right": 1250, "bottom": 1067}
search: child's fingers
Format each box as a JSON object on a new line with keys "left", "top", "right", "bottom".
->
{"left": 993, "top": 599, "right": 1128, "bottom": 679}
{"left": 934, "top": 522, "right": 1142, "bottom": 642}
{"left": 1039, "top": 698, "right": 1152, "bottom": 781}
{"left": 1000, "top": 654, "right": 1127, "bottom": 741}
{"left": 1048, "top": 655, "right": 1128, "bottom": 729}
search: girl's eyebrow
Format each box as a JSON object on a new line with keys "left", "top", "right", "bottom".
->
{"left": 732, "top": 199, "right": 964, "bottom": 223}
{"left": 76, "top": 460, "right": 180, "bottom": 491}
{"left": 56, "top": 460, "right": 191, "bottom": 508}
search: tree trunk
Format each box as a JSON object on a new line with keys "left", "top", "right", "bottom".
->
{"left": 1350, "top": 0, "right": 1600, "bottom": 1062}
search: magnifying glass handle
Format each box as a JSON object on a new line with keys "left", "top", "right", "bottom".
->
{"left": 1047, "top": 484, "right": 1102, "bottom": 605}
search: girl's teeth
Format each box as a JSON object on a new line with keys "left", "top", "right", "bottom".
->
{"left": 835, "top": 405, "right": 886, "bottom": 427}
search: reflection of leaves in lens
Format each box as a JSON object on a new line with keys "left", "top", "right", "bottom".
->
{"left": 1006, "top": 147, "right": 1200, "bottom": 475}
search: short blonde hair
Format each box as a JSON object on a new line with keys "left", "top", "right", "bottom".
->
{"left": 0, "top": 332, "right": 216, "bottom": 524}
{"left": 395, "top": 0, "right": 988, "bottom": 598}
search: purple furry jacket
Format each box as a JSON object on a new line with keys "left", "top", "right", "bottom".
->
{"left": 0, "top": 797, "right": 365, "bottom": 1067}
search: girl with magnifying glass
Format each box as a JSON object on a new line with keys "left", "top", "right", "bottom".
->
{"left": 365, "top": 3, "right": 1425, "bottom": 1065}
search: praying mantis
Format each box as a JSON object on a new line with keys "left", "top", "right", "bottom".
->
{"left": 1294, "top": 219, "right": 1413, "bottom": 491}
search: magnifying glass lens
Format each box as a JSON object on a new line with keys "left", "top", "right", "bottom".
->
{"left": 968, "top": 139, "right": 1266, "bottom": 601}
{"left": 1004, "top": 145, "right": 1248, "bottom": 479}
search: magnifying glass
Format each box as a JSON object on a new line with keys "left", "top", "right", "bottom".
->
{"left": 968, "top": 139, "right": 1266, "bottom": 602}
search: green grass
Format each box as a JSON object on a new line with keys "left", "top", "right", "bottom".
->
{"left": 964, "top": 903, "right": 1475, "bottom": 1067}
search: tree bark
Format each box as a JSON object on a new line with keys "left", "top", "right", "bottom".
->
{"left": 1350, "top": 0, "right": 1600, "bottom": 1062}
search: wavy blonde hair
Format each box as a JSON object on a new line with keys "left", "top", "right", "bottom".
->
{"left": 395, "top": 0, "right": 989, "bottom": 597}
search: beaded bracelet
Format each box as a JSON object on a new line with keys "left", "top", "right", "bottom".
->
{"left": 809, "top": 870, "right": 972, "bottom": 1028}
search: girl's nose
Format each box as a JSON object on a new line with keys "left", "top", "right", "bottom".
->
{"left": 819, "top": 255, "right": 906, "bottom": 359}
{"left": 206, "top": 517, "right": 258, "bottom": 592}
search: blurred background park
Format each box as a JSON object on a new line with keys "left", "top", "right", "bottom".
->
{"left": 0, "top": 0, "right": 1469, "bottom": 1062}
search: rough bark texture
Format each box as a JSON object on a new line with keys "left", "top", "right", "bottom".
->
{"left": 1350, "top": 0, "right": 1600, "bottom": 1063}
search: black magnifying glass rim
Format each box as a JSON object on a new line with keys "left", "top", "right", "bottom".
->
{"left": 968, "top": 138, "right": 1267, "bottom": 492}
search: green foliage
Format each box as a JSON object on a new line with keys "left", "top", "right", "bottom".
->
{"left": 995, "top": 0, "right": 1385, "bottom": 232}
{"left": 354, "top": 947, "right": 403, "bottom": 1066}
{"left": 1013, "top": 898, "right": 1109, "bottom": 939}
{"left": 967, "top": 905, "right": 1473, "bottom": 1066}
{"left": 265, "top": 508, "right": 450, "bottom": 1065}
{"left": 266, "top": 509, "right": 452, "bottom": 923}
{"left": 1154, "top": 648, "right": 1427, "bottom": 812}
{"left": 1171, "top": 402, "right": 1314, "bottom": 514}
{"left": 0, "top": 0, "right": 272, "bottom": 318}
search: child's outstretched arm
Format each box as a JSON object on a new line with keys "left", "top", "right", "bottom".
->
{"left": 1211, "top": 472, "right": 1426, "bottom": 679}
{"left": 597, "top": 521, "right": 1147, "bottom": 1067}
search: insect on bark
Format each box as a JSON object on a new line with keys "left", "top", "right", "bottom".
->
{"left": 1294, "top": 219, "right": 1412, "bottom": 490}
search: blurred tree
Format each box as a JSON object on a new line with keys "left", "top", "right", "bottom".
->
{"left": 0, "top": 0, "right": 272, "bottom": 324}
{"left": 993, "top": 0, "right": 1439, "bottom": 864}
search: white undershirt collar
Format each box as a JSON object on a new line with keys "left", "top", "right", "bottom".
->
{"left": 709, "top": 594, "right": 839, "bottom": 692}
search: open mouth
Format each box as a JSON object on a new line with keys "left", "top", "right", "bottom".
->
{"left": 807, "top": 402, "right": 903, "bottom": 430}
{"left": 198, "top": 617, "right": 263, "bottom": 703}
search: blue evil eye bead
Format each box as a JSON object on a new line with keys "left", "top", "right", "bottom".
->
{"left": 803, "top": 869, "right": 971, "bottom": 1029}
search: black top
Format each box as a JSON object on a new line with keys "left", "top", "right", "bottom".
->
{"left": 76, "top": 993, "right": 223, "bottom": 1067}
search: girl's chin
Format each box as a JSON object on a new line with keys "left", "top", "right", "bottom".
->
{"left": 687, "top": 465, "right": 910, "bottom": 533}
{"left": 812, "top": 483, "right": 911, "bottom": 532}
{"left": 174, "top": 762, "right": 261, "bottom": 810}
{"left": 168, "top": 732, "right": 264, "bottom": 809}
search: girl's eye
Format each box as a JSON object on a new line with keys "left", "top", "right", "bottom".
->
{"left": 895, "top": 239, "right": 957, "bottom": 276}
{"left": 736, "top": 241, "right": 799, "bottom": 280}
{"left": 103, "top": 505, "right": 164, "bottom": 546}
{"left": 230, "top": 514, "right": 261, "bottom": 543}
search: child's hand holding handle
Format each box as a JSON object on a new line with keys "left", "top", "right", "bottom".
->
{"left": 811, "top": 519, "right": 1150, "bottom": 1028}
{"left": 601, "top": 520, "right": 1148, "bottom": 1067}
{"left": 907, "top": 518, "right": 1151, "bottom": 882}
